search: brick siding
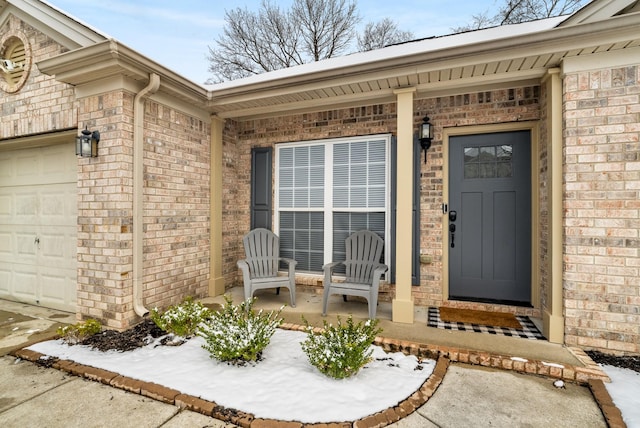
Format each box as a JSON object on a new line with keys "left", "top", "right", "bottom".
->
{"left": 563, "top": 66, "right": 640, "bottom": 354}
{"left": 77, "top": 93, "right": 210, "bottom": 329}
{"left": 229, "top": 87, "right": 542, "bottom": 318}
{"left": 0, "top": 15, "right": 75, "bottom": 138}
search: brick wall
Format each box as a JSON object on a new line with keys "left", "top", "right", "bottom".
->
{"left": 76, "top": 92, "right": 134, "bottom": 328}
{"left": 141, "top": 100, "right": 210, "bottom": 309}
{"left": 563, "top": 66, "right": 640, "bottom": 354}
{"left": 415, "top": 88, "right": 541, "bottom": 318}
{"left": 0, "top": 15, "right": 75, "bottom": 138}
{"left": 222, "top": 120, "right": 243, "bottom": 289}
{"left": 538, "top": 82, "right": 551, "bottom": 318}
{"left": 77, "top": 92, "right": 210, "bottom": 329}
{"left": 229, "top": 87, "right": 541, "bottom": 314}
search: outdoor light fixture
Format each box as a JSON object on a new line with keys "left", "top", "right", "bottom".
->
{"left": 419, "top": 115, "right": 432, "bottom": 163}
{"left": 76, "top": 126, "right": 100, "bottom": 157}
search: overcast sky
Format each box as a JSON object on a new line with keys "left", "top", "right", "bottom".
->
{"left": 47, "top": 0, "right": 515, "bottom": 84}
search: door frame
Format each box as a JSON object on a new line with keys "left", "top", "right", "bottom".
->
{"left": 442, "top": 122, "right": 540, "bottom": 309}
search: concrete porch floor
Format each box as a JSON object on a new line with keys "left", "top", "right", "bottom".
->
{"left": 201, "top": 286, "right": 583, "bottom": 367}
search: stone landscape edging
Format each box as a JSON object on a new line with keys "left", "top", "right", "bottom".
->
{"left": 11, "top": 323, "right": 619, "bottom": 428}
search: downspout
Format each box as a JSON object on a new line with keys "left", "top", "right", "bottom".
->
{"left": 133, "top": 73, "right": 160, "bottom": 317}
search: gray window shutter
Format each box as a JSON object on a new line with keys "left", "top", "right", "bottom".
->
{"left": 390, "top": 136, "right": 420, "bottom": 285}
{"left": 251, "top": 147, "right": 272, "bottom": 230}
{"left": 411, "top": 134, "right": 420, "bottom": 285}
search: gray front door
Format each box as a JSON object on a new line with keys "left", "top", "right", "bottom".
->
{"left": 448, "top": 131, "right": 531, "bottom": 304}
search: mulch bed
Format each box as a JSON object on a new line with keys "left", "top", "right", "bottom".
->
{"left": 53, "top": 318, "right": 640, "bottom": 376}
{"left": 586, "top": 350, "right": 640, "bottom": 373}
{"left": 80, "top": 319, "right": 166, "bottom": 352}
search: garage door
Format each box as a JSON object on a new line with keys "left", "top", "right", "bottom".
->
{"left": 0, "top": 143, "right": 77, "bottom": 312}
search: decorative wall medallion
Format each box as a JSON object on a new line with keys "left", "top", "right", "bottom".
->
{"left": 0, "top": 31, "right": 32, "bottom": 93}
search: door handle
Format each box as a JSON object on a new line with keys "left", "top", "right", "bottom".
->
{"left": 448, "top": 210, "right": 457, "bottom": 248}
{"left": 449, "top": 224, "right": 456, "bottom": 248}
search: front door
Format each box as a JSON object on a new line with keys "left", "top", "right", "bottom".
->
{"left": 448, "top": 131, "right": 531, "bottom": 305}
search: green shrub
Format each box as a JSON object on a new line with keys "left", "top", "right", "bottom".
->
{"left": 57, "top": 319, "right": 102, "bottom": 344}
{"left": 150, "top": 297, "right": 212, "bottom": 338}
{"left": 198, "top": 295, "right": 282, "bottom": 365}
{"left": 301, "top": 316, "right": 382, "bottom": 379}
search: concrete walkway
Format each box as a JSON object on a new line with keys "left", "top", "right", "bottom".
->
{"left": 0, "top": 293, "right": 618, "bottom": 427}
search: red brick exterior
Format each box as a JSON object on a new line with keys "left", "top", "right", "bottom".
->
{"left": 563, "top": 65, "right": 640, "bottom": 354}
{"left": 76, "top": 93, "right": 210, "bottom": 329}
{"left": 0, "top": 15, "right": 75, "bottom": 137}
{"left": 228, "top": 87, "right": 542, "bottom": 319}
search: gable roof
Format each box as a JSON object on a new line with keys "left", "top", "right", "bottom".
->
{"left": 0, "top": 0, "right": 106, "bottom": 50}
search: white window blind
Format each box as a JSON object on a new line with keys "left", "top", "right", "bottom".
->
{"left": 278, "top": 145, "right": 324, "bottom": 208}
{"left": 276, "top": 136, "right": 389, "bottom": 274}
{"left": 333, "top": 139, "right": 386, "bottom": 208}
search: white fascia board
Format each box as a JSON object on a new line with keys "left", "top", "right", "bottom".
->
{"left": 559, "top": 0, "right": 638, "bottom": 26}
{"left": 5, "top": 0, "right": 107, "bottom": 49}
{"left": 562, "top": 45, "right": 640, "bottom": 74}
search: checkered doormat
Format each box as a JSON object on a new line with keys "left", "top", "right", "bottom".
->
{"left": 427, "top": 307, "right": 546, "bottom": 340}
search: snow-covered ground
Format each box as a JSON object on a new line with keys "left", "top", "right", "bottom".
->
{"left": 27, "top": 331, "right": 640, "bottom": 426}
{"left": 28, "top": 329, "right": 434, "bottom": 423}
{"left": 601, "top": 365, "right": 640, "bottom": 428}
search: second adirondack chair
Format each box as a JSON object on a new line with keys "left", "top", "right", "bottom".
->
{"left": 237, "top": 228, "right": 297, "bottom": 307}
{"left": 322, "top": 230, "right": 388, "bottom": 319}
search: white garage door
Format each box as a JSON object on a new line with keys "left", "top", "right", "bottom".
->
{"left": 0, "top": 143, "right": 77, "bottom": 312}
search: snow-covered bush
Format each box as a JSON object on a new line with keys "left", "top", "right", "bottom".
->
{"left": 301, "top": 316, "right": 381, "bottom": 379}
{"left": 57, "top": 318, "right": 102, "bottom": 344}
{"left": 198, "top": 295, "right": 283, "bottom": 364}
{"left": 150, "top": 297, "right": 212, "bottom": 338}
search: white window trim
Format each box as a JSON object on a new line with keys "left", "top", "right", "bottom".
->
{"left": 274, "top": 134, "right": 391, "bottom": 278}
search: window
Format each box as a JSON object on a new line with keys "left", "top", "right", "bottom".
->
{"left": 276, "top": 135, "right": 390, "bottom": 274}
{"left": 463, "top": 145, "right": 513, "bottom": 179}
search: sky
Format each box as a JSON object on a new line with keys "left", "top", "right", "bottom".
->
{"left": 46, "top": 0, "right": 503, "bottom": 85}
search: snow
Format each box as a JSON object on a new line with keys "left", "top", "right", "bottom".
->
{"left": 27, "top": 329, "right": 434, "bottom": 423}
{"left": 601, "top": 365, "right": 640, "bottom": 428}
{"left": 25, "top": 330, "right": 640, "bottom": 426}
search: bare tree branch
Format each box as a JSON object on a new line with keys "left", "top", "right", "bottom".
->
{"left": 292, "top": 0, "right": 360, "bottom": 61}
{"left": 207, "top": 0, "right": 361, "bottom": 83}
{"left": 357, "top": 18, "right": 414, "bottom": 51}
{"left": 451, "top": 0, "right": 587, "bottom": 33}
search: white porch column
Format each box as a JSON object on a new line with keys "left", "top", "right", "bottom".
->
{"left": 543, "top": 68, "right": 565, "bottom": 343}
{"left": 392, "top": 88, "right": 416, "bottom": 323}
{"left": 209, "top": 116, "right": 225, "bottom": 296}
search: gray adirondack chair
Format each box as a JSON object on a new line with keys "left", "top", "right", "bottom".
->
{"left": 237, "top": 228, "right": 297, "bottom": 307}
{"left": 322, "top": 230, "right": 388, "bottom": 319}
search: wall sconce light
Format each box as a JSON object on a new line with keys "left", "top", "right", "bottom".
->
{"left": 419, "top": 116, "right": 432, "bottom": 163}
{"left": 76, "top": 126, "right": 100, "bottom": 157}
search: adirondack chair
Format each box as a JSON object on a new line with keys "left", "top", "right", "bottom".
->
{"left": 237, "top": 228, "right": 297, "bottom": 307}
{"left": 322, "top": 230, "right": 388, "bottom": 319}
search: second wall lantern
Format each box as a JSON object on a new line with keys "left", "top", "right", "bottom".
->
{"left": 419, "top": 116, "right": 432, "bottom": 163}
{"left": 76, "top": 126, "right": 100, "bottom": 157}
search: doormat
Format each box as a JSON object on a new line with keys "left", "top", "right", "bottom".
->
{"left": 427, "top": 307, "right": 545, "bottom": 340}
{"left": 439, "top": 307, "right": 522, "bottom": 329}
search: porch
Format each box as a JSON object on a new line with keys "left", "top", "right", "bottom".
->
{"left": 201, "top": 286, "right": 584, "bottom": 368}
